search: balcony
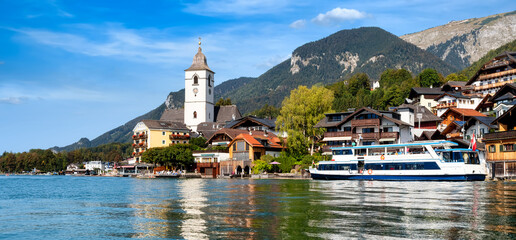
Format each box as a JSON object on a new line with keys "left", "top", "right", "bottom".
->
{"left": 477, "top": 68, "right": 516, "bottom": 81}
{"left": 324, "top": 131, "right": 352, "bottom": 138}
{"left": 351, "top": 118, "right": 380, "bottom": 127}
{"left": 170, "top": 134, "right": 190, "bottom": 140}
{"left": 353, "top": 132, "right": 380, "bottom": 140}
{"left": 132, "top": 134, "right": 147, "bottom": 140}
{"left": 436, "top": 102, "right": 457, "bottom": 109}
{"left": 380, "top": 132, "right": 398, "bottom": 139}
{"left": 484, "top": 60, "right": 509, "bottom": 70}
{"left": 484, "top": 130, "right": 516, "bottom": 141}
{"left": 473, "top": 80, "right": 510, "bottom": 91}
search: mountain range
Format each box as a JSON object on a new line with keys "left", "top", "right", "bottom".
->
{"left": 401, "top": 10, "right": 516, "bottom": 69}
{"left": 53, "top": 12, "right": 515, "bottom": 151}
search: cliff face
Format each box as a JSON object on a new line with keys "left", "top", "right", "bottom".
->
{"left": 401, "top": 11, "right": 516, "bottom": 69}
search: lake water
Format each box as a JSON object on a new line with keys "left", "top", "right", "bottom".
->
{"left": 1, "top": 176, "right": 515, "bottom": 239}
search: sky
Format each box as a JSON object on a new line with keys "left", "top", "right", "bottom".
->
{"left": 0, "top": 0, "right": 513, "bottom": 153}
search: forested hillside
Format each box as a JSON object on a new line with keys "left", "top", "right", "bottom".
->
{"left": 219, "top": 27, "right": 457, "bottom": 113}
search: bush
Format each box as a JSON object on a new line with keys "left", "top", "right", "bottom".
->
{"left": 252, "top": 160, "right": 271, "bottom": 174}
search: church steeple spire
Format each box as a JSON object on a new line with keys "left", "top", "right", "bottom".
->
{"left": 185, "top": 37, "right": 213, "bottom": 72}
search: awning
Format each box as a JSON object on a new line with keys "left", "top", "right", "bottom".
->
{"left": 379, "top": 138, "right": 396, "bottom": 142}
{"left": 323, "top": 136, "right": 352, "bottom": 141}
{"left": 121, "top": 165, "right": 135, "bottom": 168}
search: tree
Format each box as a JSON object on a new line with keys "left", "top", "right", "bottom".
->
{"left": 276, "top": 85, "right": 334, "bottom": 156}
{"left": 418, "top": 68, "right": 443, "bottom": 87}
{"left": 379, "top": 69, "right": 413, "bottom": 89}
{"left": 444, "top": 73, "right": 468, "bottom": 83}
{"left": 215, "top": 98, "right": 232, "bottom": 106}
{"left": 189, "top": 137, "right": 207, "bottom": 149}
{"left": 249, "top": 104, "right": 280, "bottom": 119}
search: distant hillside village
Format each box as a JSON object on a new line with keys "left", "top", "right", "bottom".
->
{"left": 125, "top": 45, "right": 516, "bottom": 180}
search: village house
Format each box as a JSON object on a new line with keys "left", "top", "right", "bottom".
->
{"left": 441, "top": 81, "right": 468, "bottom": 92}
{"left": 222, "top": 132, "right": 283, "bottom": 176}
{"left": 490, "top": 83, "right": 516, "bottom": 117}
{"left": 438, "top": 108, "right": 487, "bottom": 139}
{"left": 407, "top": 87, "right": 444, "bottom": 112}
{"left": 434, "top": 92, "right": 484, "bottom": 117}
{"left": 192, "top": 149, "right": 229, "bottom": 178}
{"left": 466, "top": 51, "right": 516, "bottom": 97}
{"left": 132, "top": 120, "right": 190, "bottom": 162}
{"left": 224, "top": 115, "right": 279, "bottom": 135}
{"left": 483, "top": 104, "right": 516, "bottom": 179}
{"left": 315, "top": 107, "right": 412, "bottom": 154}
{"left": 395, "top": 103, "right": 442, "bottom": 140}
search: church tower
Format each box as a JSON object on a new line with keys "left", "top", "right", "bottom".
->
{"left": 184, "top": 39, "right": 215, "bottom": 132}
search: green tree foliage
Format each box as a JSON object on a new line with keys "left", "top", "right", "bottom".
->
{"left": 328, "top": 69, "right": 419, "bottom": 112}
{"left": 249, "top": 104, "right": 280, "bottom": 119}
{"left": 275, "top": 153, "right": 297, "bottom": 173}
{"left": 140, "top": 144, "right": 195, "bottom": 169}
{"left": 215, "top": 98, "right": 232, "bottom": 106}
{"left": 276, "top": 85, "right": 334, "bottom": 156}
{"left": 0, "top": 143, "right": 132, "bottom": 173}
{"left": 379, "top": 69, "right": 413, "bottom": 89}
{"left": 444, "top": 73, "right": 468, "bottom": 83}
{"left": 417, "top": 68, "right": 443, "bottom": 87}
{"left": 189, "top": 136, "right": 208, "bottom": 149}
{"left": 379, "top": 69, "right": 418, "bottom": 109}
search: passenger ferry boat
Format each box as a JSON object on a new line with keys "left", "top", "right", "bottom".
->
{"left": 309, "top": 141, "right": 486, "bottom": 181}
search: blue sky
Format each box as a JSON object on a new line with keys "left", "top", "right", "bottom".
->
{"left": 0, "top": 0, "right": 513, "bottom": 153}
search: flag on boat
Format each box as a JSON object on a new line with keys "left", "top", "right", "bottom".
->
{"left": 471, "top": 134, "right": 477, "bottom": 151}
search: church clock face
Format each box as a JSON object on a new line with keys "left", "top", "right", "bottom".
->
{"left": 193, "top": 88, "right": 198, "bottom": 96}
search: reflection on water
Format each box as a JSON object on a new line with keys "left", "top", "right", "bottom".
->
{"left": 0, "top": 176, "right": 515, "bottom": 239}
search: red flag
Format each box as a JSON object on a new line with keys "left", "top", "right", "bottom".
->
{"left": 471, "top": 134, "right": 477, "bottom": 151}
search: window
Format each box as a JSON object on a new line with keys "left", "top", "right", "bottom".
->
{"left": 233, "top": 143, "right": 237, "bottom": 151}
{"left": 383, "top": 127, "right": 393, "bottom": 132}
{"left": 162, "top": 140, "right": 166, "bottom": 145}
{"left": 208, "top": 75, "right": 212, "bottom": 87}
{"left": 245, "top": 143, "right": 249, "bottom": 151}
{"left": 357, "top": 113, "right": 379, "bottom": 120}
{"left": 362, "top": 128, "right": 374, "bottom": 133}
{"left": 343, "top": 127, "right": 351, "bottom": 132}
{"left": 193, "top": 111, "right": 197, "bottom": 119}
{"left": 193, "top": 76, "right": 198, "bottom": 84}
{"left": 162, "top": 131, "right": 166, "bottom": 136}
{"left": 501, "top": 144, "right": 515, "bottom": 152}
{"left": 329, "top": 115, "right": 342, "bottom": 122}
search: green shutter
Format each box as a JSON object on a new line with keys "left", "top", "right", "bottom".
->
{"left": 500, "top": 145, "right": 504, "bottom": 152}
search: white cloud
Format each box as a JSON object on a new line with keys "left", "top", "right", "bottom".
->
{"left": 0, "top": 97, "right": 27, "bottom": 104}
{"left": 289, "top": 19, "right": 306, "bottom": 29}
{"left": 183, "top": 0, "right": 291, "bottom": 16}
{"left": 0, "top": 83, "right": 110, "bottom": 104}
{"left": 10, "top": 26, "right": 194, "bottom": 64}
{"left": 312, "top": 7, "right": 367, "bottom": 26}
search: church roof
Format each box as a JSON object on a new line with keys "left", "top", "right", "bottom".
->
{"left": 160, "top": 108, "right": 184, "bottom": 122}
{"left": 185, "top": 47, "right": 213, "bottom": 73}
{"left": 214, "top": 105, "right": 242, "bottom": 123}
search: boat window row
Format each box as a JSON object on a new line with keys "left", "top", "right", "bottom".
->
{"left": 438, "top": 151, "right": 480, "bottom": 164}
{"left": 317, "top": 164, "right": 357, "bottom": 171}
{"left": 364, "top": 162, "right": 440, "bottom": 170}
{"left": 332, "top": 147, "right": 428, "bottom": 156}
{"left": 318, "top": 162, "right": 440, "bottom": 171}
